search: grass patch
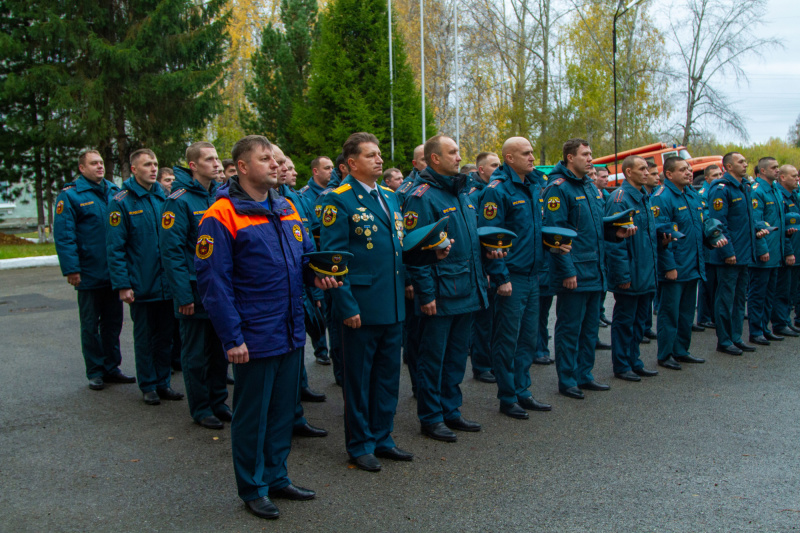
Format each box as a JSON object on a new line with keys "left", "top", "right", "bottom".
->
{"left": 14, "top": 231, "right": 40, "bottom": 239}
{"left": 0, "top": 243, "right": 57, "bottom": 259}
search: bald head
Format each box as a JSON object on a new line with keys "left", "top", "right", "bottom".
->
{"left": 412, "top": 144, "right": 427, "bottom": 172}
{"left": 272, "top": 145, "right": 288, "bottom": 186}
{"left": 779, "top": 164, "right": 799, "bottom": 191}
{"left": 501, "top": 137, "right": 535, "bottom": 178}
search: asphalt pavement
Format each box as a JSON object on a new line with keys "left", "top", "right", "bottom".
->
{"left": 2, "top": 266, "right": 799, "bottom": 532}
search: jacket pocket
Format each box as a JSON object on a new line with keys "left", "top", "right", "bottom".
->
{"left": 434, "top": 261, "right": 472, "bottom": 299}
{"left": 349, "top": 274, "right": 373, "bottom": 286}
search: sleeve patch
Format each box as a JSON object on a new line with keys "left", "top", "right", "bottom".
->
{"left": 651, "top": 205, "right": 660, "bottom": 217}
{"left": 547, "top": 196, "right": 561, "bottom": 211}
{"left": 483, "top": 202, "right": 498, "bottom": 219}
{"left": 713, "top": 198, "right": 724, "bottom": 211}
{"left": 196, "top": 235, "right": 214, "bottom": 259}
{"left": 162, "top": 211, "right": 176, "bottom": 229}
{"left": 56, "top": 200, "right": 65, "bottom": 214}
{"left": 109, "top": 211, "right": 122, "bottom": 226}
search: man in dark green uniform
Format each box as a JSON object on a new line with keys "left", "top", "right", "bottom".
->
{"left": 404, "top": 135, "right": 496, "bottom": 442}
{"left": 776, "top": 165, "right": 800, "bottom": 329}
{"left": 320, "top": 132, "right": 414, "bottom": 472}
{"left": 160, "top": 142, "right": 229, "bottom": 428}
{"left": 107, "top": 149, "right": 183, "bottom": 405}
{"left": 54, "top": 150, "right": 134, "bottom": 390}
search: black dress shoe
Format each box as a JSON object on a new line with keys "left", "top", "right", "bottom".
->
{"left": 595, "top": 341, "right": 612, "bottom": 350}
{"left": 716, "top": 344, "right": 743, "bottom": 356}
{"left": 674, "top": 354, "right": 705, "bottom": 364}
{"left": 473, "top": 370, "right": 496, "bottom": 383}
{"left": 444, "top": 416, "right": 482, "bottom": 431}
{"left": 300, "top": 387, "right": 326, "bottom": 402}
{"left": 499, "top": 402, "right": 529, "bottom": 419}
{"left": 88, "top": 377, "right": 105, "bottom": 390}
{"left": 350, "top": 453, "right": 382, "bottom": 472}
{"left": 226, "top": 373, "right": 235, "bottom": 385}
{"left": 644, "top": 329, "right": 657, "bottom": 340}
{"left": 698, "top": 321, "right": 716, "bottom": 329}
{"left": 657, "top": 358, "right": 682, "bottom": 370}
{"left": 214, "top": 407, "right": 233, "bottom": 422}
{"left": 532, "top": 356, "right": 553, "bottom": 365}
{"left": 692, "top": 323, "right": 705, "bottom": 332}
{"left": 293, "top": 423, "right": 328, "bottom": 438}
{"left": 421, "top": 422, "right": 458, "bottom": 442}
{"left": 764, "top": 331, "right": 784, "bottom": 341}
{"left": 749, "top": 335, "right": 770, "bottom": 345}
{"left": 104, "top": 369, "right": 136, "bottom": 383}
{"left": 774, "top": 327, "right": 799, "bottom": 338}
{"left": 578, "top": 380, "right": 610, "bottom": 391}
{"left": 560, "top": 387, "right": 585, "bottom": 399}
{"left": 269, "top": 484, "right": 316, "bottom": 501}
{"left": 640, "top": 337, "right": 651, "bottom": 344}
{"left": 143, "top": 391, "right": 161, "bottom": 405}
{"left": 633, "top": 367, "right": 659, "bottom": 377}
{"left": 245, "top": 496, "right": 279, "bottom": 519}
{"left": 733, "top": 342, "right": 756, "bottom": 352}
{"left": 517, "top": 396, "right": 552, "bottom": 411}
{"left": 157, "top": 387, "right": 185, "bottom": 401}
{"left": 614, "top": 371, "right": 641, "bottom": 382}
{"left": 315, "top": 353, "right": 331, "bottom": 365}
{"left": 197, "top": 416, "right": 224, "bottom": 430}
{"left": 375, "top": 447, "right": 414, "bottom": 461}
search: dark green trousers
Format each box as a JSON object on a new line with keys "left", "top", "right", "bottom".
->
{"left": 179, "top": 318, "right": 229, "bottom": 421}
{"left": 77, "top": 288, "right": 123, "bottom": 379}
{"left": 129, "top": 300, "right": 174, "bottom": 393}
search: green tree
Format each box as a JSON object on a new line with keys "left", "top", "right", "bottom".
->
{"left": 290, "top": 0, "right": 434, "bottom": 174}
{"left": 243, "top": 0, "right": 319, "bottom": 155}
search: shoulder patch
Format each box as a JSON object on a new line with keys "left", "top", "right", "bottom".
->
{"left": 397, "top": 181, "right": 413, "bottom": 194}
{"left": 468, "top": 187, "right": 477, "bottom": 195}
{"left": 300, "top": 185, "right": 310, "bottom": 193}
{"left": 113, "top": 190, "right": 129, "bottom": 202}
{"left": 62, "top": 183, "right": 76, "bottom": 191}
{"left": 380, "top": 185, "right": 393, "bottom": 192}
{"left": 412, "top": 184, "right": 430, "bottom": 197}
{"left": 168, "top": 189, "right": 186, "bottom": 200}
{"left": 334, "top": 184, "right": 351, "bottom": 194}
{"left": 654, "top": 187, "right": 665, "bottom": 196}
{"left": 551, "top": 178, "right": 565, "bottom": 186}
{"left": 488, "top": 180, "right": 501, "bottom": 189}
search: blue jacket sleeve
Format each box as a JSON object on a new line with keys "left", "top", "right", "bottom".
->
{"left": 105, "top": 198, "right": 132, "bottom": 291}
{"left": 159, "top": 198, "right": 195, "bottom": 307}
{"left": 708, "top": 186, "right": 735, "bottom": 260}
{"left": 53, "top": 191, "right": 80, "bottom": 276}
{"left": 195, "top": 216, "right": 244, "bottom": 351}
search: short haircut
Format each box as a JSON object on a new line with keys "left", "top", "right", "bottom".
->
{"left": 157, "top": 167, "right": 174, "bottom": 182}
{"left": 476, "top": 152, "right": 497, "bottom": 168}
{"left": 185, "top": 141, "right": 216, "bottom": 164}
{"left": 222, "top": 159, "right": 235, "bottom": 170}
{"left": 335, "top": 152, "right": 348, "bottom": 171}
{"left": 130, "top": 148, "right": 156, "bottom": 166}
{"left": 596, "top": 165, "right": 610, "bottom": 175}
{"left": 383, "top": 168, "right": 401, "bottom": 181}
{"left": 663, "top": 156, "right": 684, "bottom": 175}
{"left": 424, "top": 135, "right": 448, "bottom": 164}
{"left": 703, "top": 164, "right": 720, "bottom": 178}
{"left": 78, "top": 149, "right": 101, "bottom": 166}
{"left": 621, "top": 155, "right": 644, "bottom": 176}
{"left": 342, "top": 132, "right": 379, "bottom": 162}
{"left": 231, "top": 135, "right": 272, "bottom": 165}
{"left": 647, "top": 161, "right": 658, "bottom": 169}
{"left": 722, "top": 152, "right": 740, "bottom": 170}
{"left": 460, "top": 164, "right": 477, "bottom": 174}
{"left": 562, "top": 138, "right": 590, "bottom": 162}
{"left": 757, "top": 157, "right": 777, "bottom": 173}
{"left": 310, "top": 156, "right": 331, "bottom": 170}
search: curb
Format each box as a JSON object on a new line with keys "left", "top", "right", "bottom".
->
{"left": 0, "top": 255, "right": 60, "bottom": 270}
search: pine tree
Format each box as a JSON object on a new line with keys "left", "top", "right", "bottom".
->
{"left": 289, "top": 0, "right": 434, "bottom": 173}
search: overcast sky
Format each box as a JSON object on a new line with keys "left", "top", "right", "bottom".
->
{"left": 712, "top": 0, "right": 800, "bottom": 144}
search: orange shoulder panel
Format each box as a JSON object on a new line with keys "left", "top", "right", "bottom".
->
{"left": 200, "top": 198, "right": 269, "bottom": 239}
{"left": 281, "top": 199, "right": 302, "bottom": 222}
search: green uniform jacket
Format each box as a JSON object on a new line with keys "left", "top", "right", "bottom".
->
{"left": 53, "top": 176, "right": 121, "bottom": 290}
{"left": 403, "top": 168, "right": 488, "bottom": 316}
{"left": 106, "top": 178, "right": 171, "bottom": 302}
{"left": 159, "top": 167, "right": 217, "bottom": 318}
{"left": 318, "top": 175, "right": 405, "bottom": 326}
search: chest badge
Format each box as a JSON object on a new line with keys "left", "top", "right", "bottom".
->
{"left": 109, "top": 211, "right": 122, "bottom": 227}
{"left": 292, "top": 224, "right": 303, "bottom": 241}
{"left": 56, "top": 200, "right": 64, "bottom": 215}
{"left": 547, "top": 197, "right": 561, "bottom": 211}
{"left": 322, "top": 205, "right": 337, "bottom": 226}
{"left": 196, "top": 235, "right": 214, "bottom": 259}
{"left": 483, "top": 202, "right": 498, "bottom": 220}
{"left": 161, "top": 211, "right": 175, "bottom": 229}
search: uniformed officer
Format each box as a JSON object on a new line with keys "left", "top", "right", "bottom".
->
{"left": 748, "top": 157, "right": 795, "bottom": 343}
{"left": 319, "top": 132, "right": 416, "bottom": 472}
{"left": 106, "top": 149, "right": 182, "bottom": 405}
{"left": 467, "top": 151, "right": 501, "bottom": 384}
{"left": 382, "top": 168, "right": 404, "bottom": 191}
{"left": 160, "top": 142, "right": 230, "bottom": 429}
{"left": 707, "top": 152, "right": 770, "bottom": 355}
{"left": 404, "top": 135, "right": 495, "bottom": 441}
{"left": 605, "top": 155, "right": 660, "bottom": 382}
{"left": 53, "top": 150, "right": 134, "bottom": 391}
{"left": 477, "top": 137, "right": 556, "bottom": 419}
{"left": 651, "top": 157, "right": 722, "bottom": 370}
{"left": 196, "top": 135, "right": 339, "bottom": 520}
{"left": 641, "top": 160, "right": 662, "bottom": 341}
{"left": 776, "top": 165, "right": 800, "bottom": 329}
{"left": 542, "top": 139, "right": 636, "bottom": 399}
{"left": 696, "top": 164, "right": 723, "bottom": 329}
